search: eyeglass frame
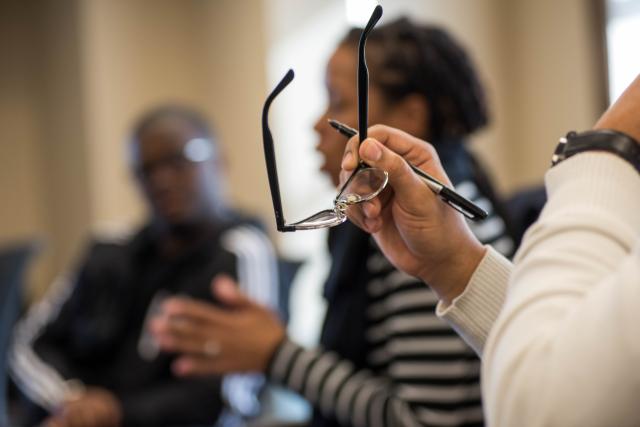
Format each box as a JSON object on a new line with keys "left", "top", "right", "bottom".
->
{"left": 261, "top": 6, "right": 385, "bottom": 232}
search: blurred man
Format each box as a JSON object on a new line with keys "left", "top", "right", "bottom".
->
{"left": 9, "top": 106, "right": 278, "bottom": 427}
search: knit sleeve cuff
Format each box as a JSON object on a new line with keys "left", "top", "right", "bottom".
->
{"left": 436, "top": 245, "right": 512, "bottom": 356}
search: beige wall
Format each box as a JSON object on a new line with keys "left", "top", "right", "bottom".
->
{"left": 368, "top": 0, "right": 603, "bottom": 193}
{"left": 1, "top": 0, "right": 271, "bottom": 299}
{"left": 0, "top": 0, "right": 606, "bottom": 299}
{"left": 0, "top": 0, "right": 92, "bottom": 294}
{"left": 77, "top": 0, "right": 271, "bottom": 232}
{"left": 500, "top": 0, "right": 604, "bottom": 190}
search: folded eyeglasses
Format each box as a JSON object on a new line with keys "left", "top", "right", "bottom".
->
{"left": 261, "top": 6, "right": 386, "bottom": 232}
{"left": 261, "top": 5, "right": 487, "bottom": 232}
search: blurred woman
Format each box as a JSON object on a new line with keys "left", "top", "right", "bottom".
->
{"left": 151, "top": 18, "right": 514, "bottom": 427}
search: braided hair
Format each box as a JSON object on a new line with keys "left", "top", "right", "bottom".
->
{"left": 343, "top": 20, "right": 518, "bottom": 250}
{"left": 341, "top": 17, "right": 489, "bottom": 142}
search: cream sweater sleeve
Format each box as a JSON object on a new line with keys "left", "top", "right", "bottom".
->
{"left": 436, "top": 246, "right": 512, "bottom": 355}
{"left": 482, "top": 152, "right": 640, "bottom": 427}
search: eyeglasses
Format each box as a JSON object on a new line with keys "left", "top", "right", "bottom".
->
{"left": 261, "top": 6, "right": 385, "bottom": 232}
{"left": 135, "top": 138, "right": 215, "bottom": 180}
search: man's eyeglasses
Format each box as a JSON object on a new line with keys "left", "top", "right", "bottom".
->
{"left": 261, "top": 6, "right": 385, "bottom": 232}
{"left": 135, "top": 138, "right": 215, "bottom": 180}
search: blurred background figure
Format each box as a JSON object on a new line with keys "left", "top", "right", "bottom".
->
{"left": 8, "top": 106, "right": 278, "bottom": 426}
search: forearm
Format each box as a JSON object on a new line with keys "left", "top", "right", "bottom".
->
{"left": 483, "top": 153, "right": 640, "bottom": 425}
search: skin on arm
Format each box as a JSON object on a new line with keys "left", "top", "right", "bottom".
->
{"left": 594, "top": 74, "right": 640, "bottom": 141}
{"left": 43, "top": 388, "right": 122, "bottom": 427}
{"left": 340, "top": 124, "right": 486, "bottom": 304}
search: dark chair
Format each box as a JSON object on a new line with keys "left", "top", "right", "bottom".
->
{"left": 505, "top": 186, "right": 547, "bottom": 249}
{"left": 276, "top": 258, "right": 303, "bottom": 324}
{"left": 0, "top": 241, "right": 38, "bottom": 426}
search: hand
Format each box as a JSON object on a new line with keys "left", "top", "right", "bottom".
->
{"left": 149, "top": 275, "right": 286, "bottom": 376}
{"left": 594, "top": 74, "right": 640, "bottom": 142}
{"left": 43, "top": 387, "right": 122, "bottom": 427}
{"left": 340, "top": 125, "right": 486, "bottom": 303}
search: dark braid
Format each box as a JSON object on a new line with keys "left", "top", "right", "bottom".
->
{"left": 341, "top": 18, "right": 489, "bottom": 141}
{"left": 342, "top": 19, "right": 518, "bottom": 250}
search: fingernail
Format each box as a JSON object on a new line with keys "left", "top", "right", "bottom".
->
{"left": 216, "top": 276, "right": 236, "bottom": 296}
{"left": 361, "top": 139, "right": 381, "bottom": 162}
{"left": 341, "top": 151, "right": 353, "bottom": 169}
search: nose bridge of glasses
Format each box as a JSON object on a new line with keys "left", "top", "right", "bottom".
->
{"left": 334, "top": 166, "right": 389, "bottom": 209}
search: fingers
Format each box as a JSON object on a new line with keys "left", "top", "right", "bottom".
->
{"left": 161, "top": 297, "right": 230, "bottom": 326}
{"left": 57, "top": 390, "right": 120, "bottom": 427}
{"left": 341, "top": 135, "right": 361, "bottom": 172}
{"left": 358, "top": 137, "right": 430, "bottom": 203}
{"left": 150, "top": 312, "right": 214, "bottom": 352}
{"left": 173, "top": 355, "right": 220, "bottom": 376}
{"left": 367, "top": 125, "right": 446, "bottom": 179}
{"left": 341, "top": 124, "right": 447, "bottom": 182}
{"left": 59, "top": 405, "right": 95, "bottom": 427}
{"left": 153, "top": 325, "right": 209, "bottom": 354}
{"left": 211, "top": 275, "right": 251, "bottom": 308}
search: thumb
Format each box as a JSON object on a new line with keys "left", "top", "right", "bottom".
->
{"left": 211, "top": 275, "right": 251, "bottom": 308}
{"left": 359, "top": 138, "right": 429, "bottom": 202}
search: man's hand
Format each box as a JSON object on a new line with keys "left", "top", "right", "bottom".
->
{"left": 340, "top": 125, "right": 486, "bottom": 303}
{"left": 43, "top": 387, "right": 122, "bottom": 427}
{"left": 149, "top": 276, "right": 285, "bottom": 376}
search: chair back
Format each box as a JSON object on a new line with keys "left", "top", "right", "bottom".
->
{"left": 0, "top": 242, "right": 38, "bottom": 426}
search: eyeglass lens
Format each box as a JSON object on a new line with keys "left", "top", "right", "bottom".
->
{"left": 336, "top": 167, "right": 388, "bottom": 206}
{"left": 289, "top": 167, "right": 388, "bottom": 230}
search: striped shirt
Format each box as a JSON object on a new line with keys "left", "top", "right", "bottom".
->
{"left": 268, "top": 180, "right": 512, "bottom": 427}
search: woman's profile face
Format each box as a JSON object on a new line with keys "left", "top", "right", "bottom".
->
{"left": 313, "top": 45, "right": 389, "bottom": 186}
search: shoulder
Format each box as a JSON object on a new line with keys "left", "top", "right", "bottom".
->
{"left": 218, "top": 214, "right": 274, "bottom": 255}
{"left": 71, "top": 227, "right": 148, "bottom": 287}
{"left": 217, "top": 215, "right": 279, "bottom": 306}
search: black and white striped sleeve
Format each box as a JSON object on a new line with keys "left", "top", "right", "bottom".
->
{"left": 269, "top": 338, "right": 479, "bottom": 427}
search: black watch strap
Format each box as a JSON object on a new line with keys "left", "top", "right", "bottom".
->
{"left": 551, "top": 129, "right": 640, "bottom": 173}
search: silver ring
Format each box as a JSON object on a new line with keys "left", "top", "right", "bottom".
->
{"left": 203, "top": 340, "right": 220, "bottom": 357}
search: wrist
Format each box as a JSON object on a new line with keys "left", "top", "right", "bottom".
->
{"left": 420, "top": 239, "right": 486, "bottom": 305}
{"left": 261, "top": 325, "right": 287, "bottom": 373}
{"left": 265, "top": 336, "right": 294, "bottom": 380}
{"left": 552, "top": 129, "right": 640, "bottom": 173}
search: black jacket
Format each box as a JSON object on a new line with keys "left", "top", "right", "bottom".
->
{"left": 11, "top": 218, "right": 275, "bottom": 426}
